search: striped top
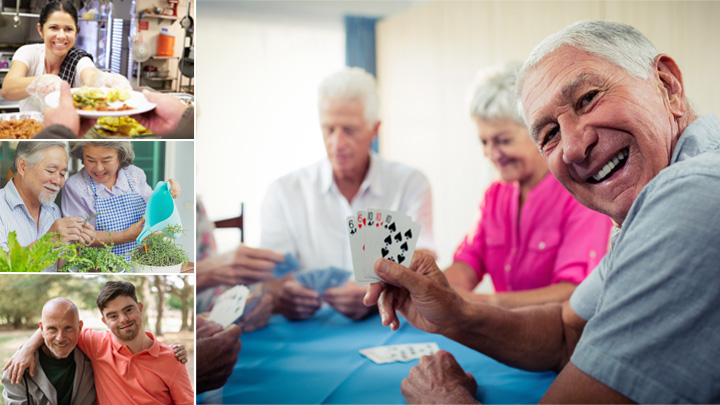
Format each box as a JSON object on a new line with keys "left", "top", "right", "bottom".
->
{"left": 0, "top": 178, "right": 61, "bottom": 252}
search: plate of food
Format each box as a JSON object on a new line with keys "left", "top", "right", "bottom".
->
{"left": 0, "top": 111, "right": 44, "bottom": 139}
{"left": 45, "top": 86, "right": 156, "bottom": 118}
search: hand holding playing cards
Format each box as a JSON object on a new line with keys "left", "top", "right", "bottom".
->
{"left": 402, "top": 350, "right": 479, "bottom": 404}
{"left": 197, "top": 245, "right": 284, "bottom": 289}
{"left": 196, "top": 315, "right": 243, "bottom": 394}
{"left": 364, "top": 250, "right": 465, "bottom": 334}
{"left": 240, "top": 292, "right": 274, "bottom": 333}
{"left": 324, "top": 281, "right": 377, "bottom": 321}
{"left": 278, "top": 280, "right": 322, "bottom": 320}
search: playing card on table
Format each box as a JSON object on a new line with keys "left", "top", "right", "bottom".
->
{"left": 208, "top": 285, "right": 250, "bottom": 328}
{"left": 273, "top": 253, "right": 301, "bottom": 279}
{"left": 348, "top": 209, "right": 421, "bottom": 286}
{"left": 359, "top": 342, "right": 439, "bottom": 364}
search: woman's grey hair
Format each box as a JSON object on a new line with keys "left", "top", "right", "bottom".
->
{"left": 318, "top": 67, "right": 379, "bottom": 127}
{"left": 69, "top": 141, "right": 135, "bottom": 169}
{"left": 11, "top": 141, "right": 68, "bottom": 174}
{"left": 467, "top": 62, "right": 525, "bottom": 127}
{"left": 518, "top": 20, "right": 659, "bottom": 95}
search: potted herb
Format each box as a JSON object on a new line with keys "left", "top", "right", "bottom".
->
{"left": 58, "top": 240, "right": 131, "bottom": 273}
{"left": 130, "top": 224, "right": 189, "bottom": 273}
{"left": 0, "top": 231, "right": 64, "bottom": 272}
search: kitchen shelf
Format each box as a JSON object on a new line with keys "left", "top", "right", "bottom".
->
{"left": 141, "top": 13, "right": 176, "bottom": 20}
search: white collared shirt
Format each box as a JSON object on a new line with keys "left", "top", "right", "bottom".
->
{"left": 260, "top": 152, "right": 434, "bottom": 272}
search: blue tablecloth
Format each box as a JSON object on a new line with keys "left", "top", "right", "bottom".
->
{"left": 198, "top": 306, "right": 556, "bottom": 404}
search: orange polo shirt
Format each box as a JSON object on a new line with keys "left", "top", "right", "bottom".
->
{"left": 78, "top": 329, "right": 193, "bottom": 404}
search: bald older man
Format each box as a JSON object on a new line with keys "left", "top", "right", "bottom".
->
{"left": 2, "top": 298, "right": 95, "bottom": 405}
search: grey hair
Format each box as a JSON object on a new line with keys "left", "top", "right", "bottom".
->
{"left": 11, "top": 141, "right": 68, "bottom": 174}
{"left": 69, "top": 141, "right": 135, "bottom": 169}
{"left": 467, "top": 62, "right": 525, "bottom": 127}
{"left": 318, "top": 67, "right": 379, "bottom": 126}
{"left": 518, "top": 20, "right": 658, "bottom": 95}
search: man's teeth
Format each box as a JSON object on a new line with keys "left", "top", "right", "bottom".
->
{"left": 592, "top": 149, "right": 628, "bottom": 182}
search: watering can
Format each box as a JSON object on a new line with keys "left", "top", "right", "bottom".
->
{"left": 136, "top": 181, "right": 182, "bottom": 244}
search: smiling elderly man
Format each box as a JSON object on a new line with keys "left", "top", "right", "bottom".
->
{"left": 2, "top": 298, "right": 96, "bottom": 405}
{"left": 362, "top": 20, "right": 720, "bottom": 404}
{"left": 0, "top": 141, "right": 95, "bottom": 254}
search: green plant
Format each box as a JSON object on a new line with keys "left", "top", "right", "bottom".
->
{"left": 0, "top": 231, "right": 64, "bottom": 272}
{"left": 58, "top": 239, "right": 131, "bottom": 273}
{"left": 130, "top": 224, "right": 189, "bottom": 267}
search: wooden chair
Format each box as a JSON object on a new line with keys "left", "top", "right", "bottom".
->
{"left": 213, "top": 202, "right": 244, "bottom": 243}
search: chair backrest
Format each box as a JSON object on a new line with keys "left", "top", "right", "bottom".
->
{"left": 213, "top": 202, "right": 244, "bottom": 243}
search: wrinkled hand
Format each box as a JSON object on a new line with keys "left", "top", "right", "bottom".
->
{"left": 94, "top": 71, "right": 132, "bottom": 89}
{"left": 402, "top": 350, "right": 478, "bottom": 404}
{"left": 27, "top": 74, "right": 62, "bottom": 100}
{"left": 363, "top": 251, "right": 465, "bottom": 334}
{"left": 324, "top": 281, "right": 377, "bottom": 321}
{"left": 239, "top": 292, "right": 273, "bottom": 333}
{"left": 197, "top": 315, "right": 242, "bottom": 393}
{"left": 48, "top": 217, "right": 94, "bottom": 245}
{"left": 79, "top": 221, "right": 96, "bottom": 246}
{"left": 171, "top": 344, "right": 187, "bottom": 363}
{"left": 198, "top": 245, "right": 283, "bottom": 288}
{"left": 2, "top": 345, "right": 36, "bottom": 385}
{"left": 278, "top": 280, "right": 321, "bottom": 320}
{"left": 167, "top": 178, "right": 181, "bottom": 198}
{"left": 42, "top": 81, "right": 96, "bottom": 136}
{"left": 135, "top": 90, "right": 187, "bottom": 135}
{"left": 126, "top": 216, "right": 145, "bottom": 240}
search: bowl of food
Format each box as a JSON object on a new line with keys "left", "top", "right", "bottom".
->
{"left": 0, "top": 112, "right": 44, "bottom": 139}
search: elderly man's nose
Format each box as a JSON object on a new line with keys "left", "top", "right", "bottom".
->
{"left": 560, "top": 117, "right": 597, "bottom": 164}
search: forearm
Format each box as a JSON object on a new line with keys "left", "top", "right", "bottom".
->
{"left": 475, "top": 282, "right": 577, "bottom": 309}
{"left": 92, "top": 229, "right": 133, "bottom": 246}
{"left": 0, "top": 76, "right": 35, "bottom": 100}
{"left": 447, "top": 301, "right": 571, "bottom": 372}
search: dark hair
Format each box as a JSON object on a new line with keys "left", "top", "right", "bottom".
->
{"left": 39, "top": 0, "right": 79, "bottom": 30}
{"left": 96, "top": 281, "right": 138, "bottom": 313}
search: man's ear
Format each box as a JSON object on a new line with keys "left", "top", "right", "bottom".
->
{"left": 654, "top": 54, "right": 686, "bottom": 118}
{"left": 138, "top": 302, "right": 144, "bottom": 312}
{"left": 101, "top": 317, "right": 107, "bottom": 326}
{"left": 78, "top": 320, "right": 84, "bottom": 331}
{"left": 38, "top": 321, "right": 43, "bottom": 333}
{"left": 372, "top": 120, "right": 381, "bottom": 139}
{"left": 17, "top": 157, "right": 28, "bottom": 177}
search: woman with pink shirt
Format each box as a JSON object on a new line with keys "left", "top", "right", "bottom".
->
{"left": 444, "top": 63, "right": 613, "bottom": 308}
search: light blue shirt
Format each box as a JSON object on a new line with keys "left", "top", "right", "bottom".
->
{"left": 0, "top": 178, "right": 61, "bottom": 252}
{"left": 570, "top": 115, "right": 720, "bottom": 403}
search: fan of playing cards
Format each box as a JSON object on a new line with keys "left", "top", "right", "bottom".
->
{"left": 347, "top": 209, "right": 421, "bottom": 286}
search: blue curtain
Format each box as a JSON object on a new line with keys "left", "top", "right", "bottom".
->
{"left": 344, "top": 15, "right": 379, "bottom": 152}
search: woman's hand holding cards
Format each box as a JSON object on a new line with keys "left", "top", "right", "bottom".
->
{"left": 278, "top": 280, "right": 322, "bottom": 320}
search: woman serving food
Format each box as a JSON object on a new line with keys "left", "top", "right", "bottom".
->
{"left": 0, "top": 0, "right": 129, "bottom": 112}
{"left": 61, "top": 141, "right": 181, "bottom": 258}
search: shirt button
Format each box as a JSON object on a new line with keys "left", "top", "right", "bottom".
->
{"left": 538, "top": 242, "right": 546, "bottom": 250}
{"left": 504, "top": 264, "right": 511, "bottom": 272}
{"left": 589, "top": 250, "right": 597, "bottom": 258}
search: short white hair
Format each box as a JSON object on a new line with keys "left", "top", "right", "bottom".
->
{"left": 318, "top": 67, "right": 379, "bottom": 126}
{"left": 518, "top": 20, "right": 658, "bottom": 95}
{"left": 467, "top": 62, "right": 524, "bottom": 127}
